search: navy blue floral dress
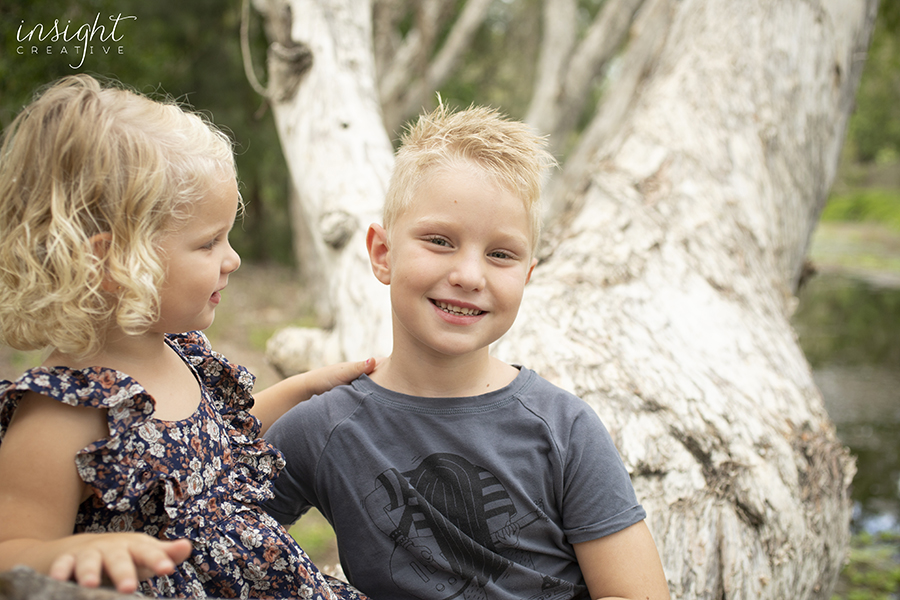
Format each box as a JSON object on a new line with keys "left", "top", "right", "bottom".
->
{"left": 0, "top": 331, "right": 366, "bottom": 599}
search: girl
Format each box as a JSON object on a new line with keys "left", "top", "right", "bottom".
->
{"left": 0, "top": 75, "right": 369, "bottom": 599}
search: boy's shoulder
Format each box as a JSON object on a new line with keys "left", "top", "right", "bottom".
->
{"left": 514, "top": 367, "right": 590, "bottom": 406}
{"left": 513, "top": 368, "right": 602, "bottom": 423}
{"left": 280, "top": 375, "right": 368, "bottom": 423}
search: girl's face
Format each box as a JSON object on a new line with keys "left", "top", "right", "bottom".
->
{"left": 153, "top": 175, "right": 241, "bottom": 334}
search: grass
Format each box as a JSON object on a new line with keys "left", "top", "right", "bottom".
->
{"left": 822, "top": 188, "right": 900, "bottom": 233}
{"left": 288, "top": 509, "right": 340, "bottom": 569}
{"left": 832, "top": 532, "right": 900, "bottom": 600}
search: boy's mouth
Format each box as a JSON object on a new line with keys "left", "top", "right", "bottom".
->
{"left": 432, "top": 300, "right": 484, "bottom": 316}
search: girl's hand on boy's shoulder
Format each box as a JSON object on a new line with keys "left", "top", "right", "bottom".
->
{"left": 302, "top": 357, "right": 379, "bottom": 398}
{"left": 251, "top": 357, "right": 380, "bottom": 433}
{"left": 49, "top": 534, "right": 193, "bottom": 594}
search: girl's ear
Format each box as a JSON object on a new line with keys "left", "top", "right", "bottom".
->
{"left": 89, "top": 232, "right": 119, "bottom": 293}
{"left": 366, "top": 224, "right": 392, "bottom": 285}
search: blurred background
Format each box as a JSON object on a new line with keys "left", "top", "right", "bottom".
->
{"left": 1, "top": 1, "right": 899, "bottom": 597}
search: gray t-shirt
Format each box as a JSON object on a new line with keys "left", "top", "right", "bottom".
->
{"left": 264, "top": 367, "right": 645, "bottom": 600}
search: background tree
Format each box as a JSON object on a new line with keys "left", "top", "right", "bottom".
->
{"left": 249, "top": 0, "right": 879, "bottom": 598}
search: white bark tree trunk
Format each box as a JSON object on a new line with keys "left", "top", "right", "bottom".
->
{"left": 254, "top": 0, "right": 394, "bottom": 372}
{"left": 254, "top": 0, "right": 878, "bottom": 597}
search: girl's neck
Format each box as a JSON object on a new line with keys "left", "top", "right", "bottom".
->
{"left": 46, "top": 329, "right": 169, "bottom": 372}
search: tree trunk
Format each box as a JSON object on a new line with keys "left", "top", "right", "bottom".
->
{"left": 254, "top": 0, "right": 394, "bottom": 372}
{"left": 255, "top": 0, "right": 878, "bottom": 597}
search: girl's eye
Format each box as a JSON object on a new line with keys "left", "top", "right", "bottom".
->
{"left": 428, "top": 237, "right": 450, "bottom": 247}
{"left": 489, "top": 250, "right": 513, "bottom": 260}
{"left": 202, "top": 238, "right": 220, "bottom": 250}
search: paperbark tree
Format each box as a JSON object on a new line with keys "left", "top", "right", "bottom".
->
{"left": 249, "top": 0, "right": 878, "bottom": 597}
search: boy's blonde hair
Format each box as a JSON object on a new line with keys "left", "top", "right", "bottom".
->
{"left": 0, "top": 75, "right": 235, "bottom": 359}
{"left": 383, "top": 103, "right": 554, "bottom": 252}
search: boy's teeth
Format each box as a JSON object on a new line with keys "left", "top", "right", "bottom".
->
{"left": 436, "top": 301, "right": 482, "bottom": 316}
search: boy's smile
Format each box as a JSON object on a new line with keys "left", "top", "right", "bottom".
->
{"left": 368, "top": 159, "right": 536, "bottom": 364}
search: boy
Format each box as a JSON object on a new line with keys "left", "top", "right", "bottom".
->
{"left": 264, "top": 104, "right": 670, "bottom": 600}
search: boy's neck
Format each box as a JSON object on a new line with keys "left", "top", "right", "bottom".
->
{"left": 370, "top": 347, "right": 520, "bottom": 398}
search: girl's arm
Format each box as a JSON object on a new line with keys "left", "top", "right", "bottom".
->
{"left": 0, "top": 393, "right": 191, "bottom": 593}
{"left": 573, "top": 520, "right": 670, "bottom": 600}
{"left": 251, "top": 358, "right": 375, "bottom": 434}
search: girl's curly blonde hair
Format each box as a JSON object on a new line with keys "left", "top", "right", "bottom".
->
{"left": 383, "top": 102, "right": 555, "bottom": 253}
{"left": 0, "top": 75, "right": 235, "bottom": 359}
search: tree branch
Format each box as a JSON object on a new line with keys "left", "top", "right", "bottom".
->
{"left": 554, "top": 0, "right": 646, "bottom": 143}
{"left": 545, "top": 0, "right": 671, "bottom": 222}
{"left": 377, "top": 0, "right": 442, "bottom": 112}
{"left": 525, "top": 0, "right": 578, "bottom": 136}
{"left": 527, "top": 0, "right": 646, "bottom": 157}
{"left": 382, "top": 0, "right": 493, "bottom": 134}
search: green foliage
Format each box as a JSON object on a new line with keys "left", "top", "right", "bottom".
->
{"left": 0, "top": 0, "right": 293, "bottom": 264}
{"left": 821, "top": 189, "right": 900, "bottom": 232}
{"left": 848, "top": 0, "right": 900, "bottom": 163}
{"left": 832, "top": 532, "right": 900, "bottom": 600}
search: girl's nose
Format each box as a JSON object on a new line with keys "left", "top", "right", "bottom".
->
{"left": 224, "top": 243, "right": 241, "bottom": 274}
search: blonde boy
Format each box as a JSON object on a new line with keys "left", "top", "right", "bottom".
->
{"left": 265, "top": 105, "right": 669, "bottom": 600}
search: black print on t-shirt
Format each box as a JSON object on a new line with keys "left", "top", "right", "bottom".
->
{"left": 364, "top": 453, "right": 578, "bottom": 600}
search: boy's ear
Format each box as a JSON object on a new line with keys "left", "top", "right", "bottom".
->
{"left": 366, "top": 224, "right": 392, "bottom": 285}
{"left": 89, "top": 232, "right": 119, "bottom": 293}
{"left": 525, "top": 257, "right": 537, "bottom": 285}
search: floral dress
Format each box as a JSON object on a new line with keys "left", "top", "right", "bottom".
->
{"left": 0, "top": 331, "right": 366, "bottom": 600}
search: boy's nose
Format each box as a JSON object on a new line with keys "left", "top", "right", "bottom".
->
{"left": 448, "top": 252, "right": 485, "bottom": 291}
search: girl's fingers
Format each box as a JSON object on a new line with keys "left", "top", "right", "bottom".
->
{"left": 44, "top": 535, "right": 191, "bottom": 593}
{"left": 48, "top": 553, "right": 76, "bottom": 583}
{"left": 101, "top": 549, "right": 140, "bottom": 594}
{"left": 161, "top": 539, "right": 193, "bottom": 569}
{"left": 71, "top": 548, "right": 103, "bottom": 588}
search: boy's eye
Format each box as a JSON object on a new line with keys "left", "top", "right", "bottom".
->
{"left": 489, "top": 250, "right": 513, "bottom": 260}
{"left": 201, "top": 237, "right": 220, "bottom": 250}
{"left": 428, "top": 237, "right": 450, "bottom": 247}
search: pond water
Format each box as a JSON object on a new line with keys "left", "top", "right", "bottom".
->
{"left": 792, "top": 271, "right": 900, "bottom": 534}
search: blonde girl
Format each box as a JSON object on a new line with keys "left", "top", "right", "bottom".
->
{"left": 0, "top": 75, "right": 370, "bottom": 599}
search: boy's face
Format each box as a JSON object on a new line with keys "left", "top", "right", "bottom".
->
{"left": 367, "top": 160, "right": 537, "bottom": 361}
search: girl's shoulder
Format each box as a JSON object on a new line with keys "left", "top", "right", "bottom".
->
{"left": 0, "top": 364, "right": 154, "bottom": 442}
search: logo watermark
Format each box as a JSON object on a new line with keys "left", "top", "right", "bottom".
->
{"left": 15, "top": 13, "right": 137, "bottom": 69}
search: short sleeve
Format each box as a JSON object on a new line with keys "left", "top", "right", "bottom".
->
{"left": 559, "top": 406, "right": 646, "bottom": 544}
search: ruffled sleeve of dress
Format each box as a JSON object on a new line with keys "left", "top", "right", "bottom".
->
{"left": 0, "top": 363, "right": 173, "bottom": 516}
{"left": 167, "top": 331, "right": 286, "bottom": 505}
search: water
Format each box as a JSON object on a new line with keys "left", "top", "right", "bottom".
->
{"left": 793, "top": 272, "right": 900, "bottom": 534}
